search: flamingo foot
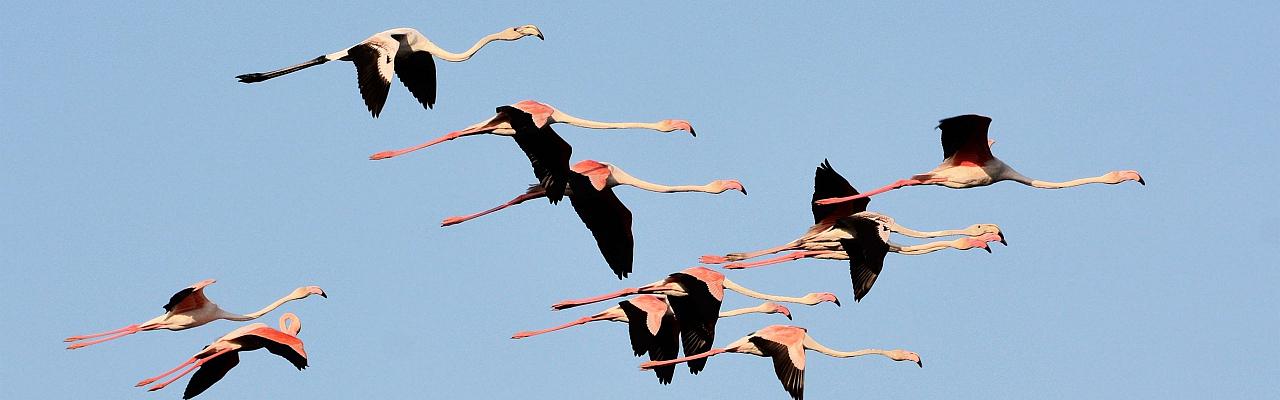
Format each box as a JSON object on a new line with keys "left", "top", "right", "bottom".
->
{"left": 368, "top": 151, "right": 399, "bottom": 160}
{"left": 550, "top": 302, "right": 576, "bottom": 310}
{"left": 135, "top": 378, "right": 157, "bottom": 387}
{"left": 441, "top": 216, "right": 467, "bottom": 227}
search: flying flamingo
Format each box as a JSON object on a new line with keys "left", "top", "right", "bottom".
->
{"left": 816, "top": 114, "right": 1144, "bottom": 205}
{"left": 135, "top": 313, "right": 308, "bottom": 399}
{"left": 722, "top": 215, "right": 1003, "bottom": 301}
{"left": 367, "top": 99, "right": 694, "bottom": 161}
{"left": 64, "top": 279, "right": 326, "bottom": 350}
{"left": 702, "top": 160, "right": 1004, "bottom": 268}
{"left": 235, "top": 25, "right": 544, "bottom": 117}
{"left": 441, "top": 159, "right": 744, "bottom": 279}
{"left": 550, "top": 266, "right": 839, "bottom": 374}
{"left": 511, "top": 295, "right": 790, "bottom": 384}
{"left": 640, "top": 325, "right": 921, "bottom": 400}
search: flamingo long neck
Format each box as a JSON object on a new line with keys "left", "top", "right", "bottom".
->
{"left": 803, "top": 337, "right": 889, "bottom": 359}
{"left": 892, "top": 239, "right": 962, "bottom": 255}
{"left": 226, "top": 292, "right": 304, "bottom": 321}
{"left": 549, "top": 110, "right": 667, "bottom": 131}
{"left": 886, "top": 220, "right": 972, "bottom": 238}
{"left": 418, "top": 31, "right": 512, "bottom": 62}
{"left": 717, "top": 303, "right": 772, "bottom": 318}
{"left": 722, "top": 279, "right": 816, "bottom": 305}
{"left": 1027, "top": 174, "right": 1123, "bottom": 189}
{"left": 603, "top": 165, "right": 721, "bottom": 193}
{"left": 279, "top": 313, "right": 301, "bottom": 335}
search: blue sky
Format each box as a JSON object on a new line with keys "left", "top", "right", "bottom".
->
{"left": 2, "top": 1, "right": 1276, "bottom": 399}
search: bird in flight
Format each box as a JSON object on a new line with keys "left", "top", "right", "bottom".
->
{"left": 511, "top": 295, "right": 790, "bottom": 384}
{"left": 135, "top": 313, "right": 310, "bottom": 399}
{"left": 816, "top": 115, "right": 1144, "bottom": 205}
{"left": 442, "top": 159, "right": 744, "bottom": 279}
{"left": 64, "top": 279, "right": 325, "bottom": 349}
{"left": 641, "top": 324, "right": 921, "bottom": 400}
{"left": 236, "top": 26, "right": 544, "bottom": 117}
{"left": 550, "top": 267, "right": 839, "bottom": 374}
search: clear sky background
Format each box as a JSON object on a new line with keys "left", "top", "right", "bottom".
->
{"left": 2, "top": 1, "right": 1277, "bottom": 399}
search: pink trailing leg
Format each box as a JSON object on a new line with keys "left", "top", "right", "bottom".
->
{"left": 511, "top": 314, "right": 613, "bottom": 339}
{"left": 815, "top": 177, "right": 948, "bottom": 205}
{"left": 550, "top": 287, "right": 641, "bottom": 310}
{"left": 65, "top": 325, "right": 143, "bottom": 349}
{"left": 723, "top": 250, "right": 835, "bottom": 270}
{"left": 145, "top": 348, "right": 233, "bottom": 392}
{"left": 441, "top": 190, "right": 548, "bottom": 227}
{"left": 639, "top": 348, "right": 729, "bottom": 370}
{"left": 700, "top": 243, "right": 800, "bottom": 264}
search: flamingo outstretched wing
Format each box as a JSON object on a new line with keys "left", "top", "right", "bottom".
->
{"left": 811, "top": 159, "right": 867, "bottom": 224}
{"left": 567, "top": 173, "right": 634, "bottom": 279}
{"left": 394, "top": 50, "right": 437, "bottom": 109}
{"left": 938, "top": 114, "right": 994, "bottom": 162}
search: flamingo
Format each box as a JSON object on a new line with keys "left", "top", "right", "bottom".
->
{"left": 511, "top": 295, "right": 790, "bottom": 384}
{"left": 441, "top": 159, "right": 744, "bottom": 279}
{"left": 367, "top": 99, "right": 694, "bottom": 161}
{"left": 550, "top": 266, "right": 839, "bottom": 374}
{"left": 816, "top": 114, "right": 1144, "bottom": 205}
{"left": 702, "top": 160, "right": 1003, "bottom": 268}
{"left": 235, "top": 25, "right": 544, "bottom": 117}
{"left": 640, "top": 325, "right": 921, "bottom": 400}
{"left": 135, "top": 313, "right": 308, "bottom": 399}
{"left": 64, "top": 279, "right": 326, "bottom": 350}
{"left": 721, "top": 214, "right": 1003, "bottom": 301}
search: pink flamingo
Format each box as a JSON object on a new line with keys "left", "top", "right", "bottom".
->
{"left": 640, "top": 325, "right": 921, "bottom": 400}
{"left": 442, "top": 159, "right": 744, "bottom": 279}
{"left": 512, "top": 295, "right": 790, "bottom": 384}
{"left": 236, "top": 26, "right": 544, "bottom": 117}
{"left": 702, "top": 160, "right": 1003, "bottom": 270}
{"left": 135, "top": 313, "right": 308, "bottom": 399}
{"left": 550, "top": 266, "right": 839, "bottom": 374}
{"left": 64, "top": 279, "right": 326, "bottom": 350}
{"left": 368, "top": 100, "right": 694, "bottom": 161}
{"left": 723, "top": 214, "right": 1004, "bottom": 301}
{"left": 816, "top": 115, "right": 1144, "bottom": 205}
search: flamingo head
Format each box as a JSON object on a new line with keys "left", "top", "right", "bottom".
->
{"left": 294, "top": 286, "right": 328, "bottom": 299}
{"left": 712, "top": 180, "right": 747, "bottom": 195}
{"left": 887, "top": 349, "right": 923, "bottom": 367}
{"left": 808, "top": 292, "right": 841, "bottom": 307}
{"left": 511, "top": 25, "right": 544, "bottom": 40}
{"left": 659, "top": 119, "right": 696, "bottom": 136}
{"left": 1107, "top": 170, "right": 1145, "bottom": 185}
{"left": 764, "top": 303, "right": 792, "bottom": 320}
{"left": 971, "top": 224, "right": 1006, "bottom": 245}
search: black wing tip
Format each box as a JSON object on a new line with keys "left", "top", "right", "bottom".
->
{"left": 937, "top": 114, "right": 993, "bottom": 129}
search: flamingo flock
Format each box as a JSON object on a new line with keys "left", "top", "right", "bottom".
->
{"left": 62, "top": 22, "right": 1144, "bottom": 400}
